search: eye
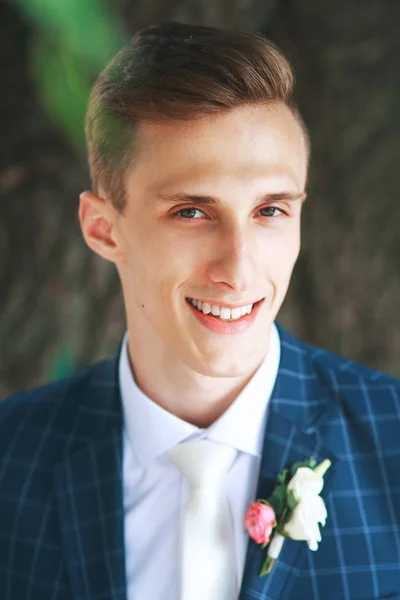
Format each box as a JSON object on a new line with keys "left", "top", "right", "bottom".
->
{"left": 259, "top": 206, "right": 284, "bottom": 217}
{"left": 175, "top": 207, "right": 205, "bottom": 219}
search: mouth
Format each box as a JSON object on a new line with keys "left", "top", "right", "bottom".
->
{"left": 186, "top": 297, "right": 264, "bottom": 321}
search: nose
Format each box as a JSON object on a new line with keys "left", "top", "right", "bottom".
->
{"left": 206, "top": 225, "right": 259, "bottom": 293}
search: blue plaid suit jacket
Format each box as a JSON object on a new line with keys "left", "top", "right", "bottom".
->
{"left": 1, "top": 322, "right": 400, "bottom": 600}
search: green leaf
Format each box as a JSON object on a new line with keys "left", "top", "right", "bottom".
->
{"left": 277, "top": 468, "right": 288, "bottom": 484}
{"left": 281, "top": 506, "right": 295, "bottom": 527}
{"left": 31, "top": 39, "right": 89, "bottom": 146}
{"left": 258, "top": 499, "right": 273, "bottom": 507}
{"left": 267, "top": 484, "right": 287, "bottom": 521}
{"left": 308, "top": 456, "right": 317, "bottom": 469}
{"left": 14, "top": 0, "right": 127, "bottom": 69}
{"left": 12, "top": 0, "right": 128, "bottom": 149}
{"left": 287, "top": 490, "right": 298, "bottom": 511}
{"left": 259, "top": 555, "right": 275, "bottom": 576}
{"left": 289, "top": 457, "right": 316, "bottom": 478}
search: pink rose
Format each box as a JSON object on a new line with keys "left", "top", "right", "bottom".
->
{"left": 244, "top": 502, "right": 276, "bottom": 545}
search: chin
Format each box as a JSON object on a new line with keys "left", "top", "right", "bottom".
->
{"left": 192, "top": 353, "right": 262, "bottom": 379}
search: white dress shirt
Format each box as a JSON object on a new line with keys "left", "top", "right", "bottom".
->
{"left": 120, "top": 323, "right": 281, "bottom": 600}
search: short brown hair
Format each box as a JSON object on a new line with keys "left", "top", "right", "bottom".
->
{"left": 85, "top": 21, "right": 308, "bottom": 212}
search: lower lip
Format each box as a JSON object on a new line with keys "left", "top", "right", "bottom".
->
{"left": 186, "top": 299, "right": 264, "bottom": 335}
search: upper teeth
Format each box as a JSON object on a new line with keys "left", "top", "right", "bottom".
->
{"left": 188, "top": 298, "right": 254, "bottom": 320}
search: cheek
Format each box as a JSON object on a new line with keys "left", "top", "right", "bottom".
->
{"left": 282, "top": 234, "right": 301, "bottom": 265}
{"left": 263, "top": 227, "right": 300, "bottom": 267}
{"left": 128, "top": 244, "right": 198, "bottom": 306}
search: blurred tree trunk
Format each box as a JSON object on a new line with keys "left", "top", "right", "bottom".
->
{"left": 0, "top": 1, "right": 124, "bottom": 396}
{"left": 1, "top": 0, "right": 399, "bottom": 397}
{"left": 268, "top": 0, "right": 400, "bottom": 375}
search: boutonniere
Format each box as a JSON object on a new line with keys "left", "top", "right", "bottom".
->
{"left": 244, "top": 457, "right": 331, "bottom": 576}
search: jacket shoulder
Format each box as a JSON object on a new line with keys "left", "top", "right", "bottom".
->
{"left": 297, "top": 336, "right": 400, "bottom": 424}
{"left": 277, "top": 322, "right": 400, "bottom": 411}
{"left": 0, "top": 356, "right": 119, "bottom": 460}
{"left": 1, "top": 362, "right": 96, "bottom": 420}
{"left": 303, "top": 338, "right": 399, "bottom": 388}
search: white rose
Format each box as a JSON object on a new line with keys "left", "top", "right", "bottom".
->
{"left": 283, "top": 462, "right": 330, "bottom": 551}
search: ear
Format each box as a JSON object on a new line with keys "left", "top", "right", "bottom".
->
{"left": 78, "top": 191, "right": 126, "bottom": 264}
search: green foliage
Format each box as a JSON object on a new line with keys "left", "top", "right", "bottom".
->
{"left": 32, "top": 40, "right": 89, "bottom": 146}
{"left": 7, "top": 0, "right": 128, "bottom": 375}
{"left": 286, "top": 489, "right": 298, "bottom": 511}
{"left": 257, "top": 456, "right": 327, "bottom": 576}
{"left": 263, "top": 457, "right": 316, "bottom": 534}
{"left": 289, "top": 457, "right": 317, "bottom": 477}
{"left": 280, "top": 489, "right": 299, "bottom": 530}
{"left": 13, "top": 0, "right": 126, "bottom": 68}
{"left": 265, "top": 481, "right": 287, "bottom": 523}
{"left": 260, "top": 555, "right": 274, "bottom": 576}
{"left": 277, "top": 468, "right": 288, "bottom": 484}
{"left": 12, "top": 0, "right": 128, "bottom": 146}
{"left": 49, "top": 346, "right": 76, "bottom": 380}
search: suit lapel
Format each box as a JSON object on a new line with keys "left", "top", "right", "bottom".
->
{"left": 239, "top": 323, "right": 339, "bottom": 600}
{"left": 54, "top": 352, "right": 127, "bottom": 600}
{"left": 52, "top": 324, "right": 339, "bottom": 600}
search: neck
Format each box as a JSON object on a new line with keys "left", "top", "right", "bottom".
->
{"left": 126, "top": 336, "right": 263, "bottom": 429}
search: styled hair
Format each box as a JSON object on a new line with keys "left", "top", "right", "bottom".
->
{"left": 85, "top": 21, "right": 308, "bottom": 212}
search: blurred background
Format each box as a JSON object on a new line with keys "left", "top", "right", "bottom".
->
{"left": 1, "top": 0, "right": 399, "bottom": 397}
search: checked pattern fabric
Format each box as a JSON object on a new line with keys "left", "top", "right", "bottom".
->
{"left": 1, "top": 322, "right": 400, "bottom": 600}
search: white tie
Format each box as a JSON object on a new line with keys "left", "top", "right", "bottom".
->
{"left": 167, "top": 439, "right": 238, "bottom": 600}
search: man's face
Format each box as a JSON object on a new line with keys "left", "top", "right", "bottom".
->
{"left": 113, "top": 103, "right": 307, "bottom": 377}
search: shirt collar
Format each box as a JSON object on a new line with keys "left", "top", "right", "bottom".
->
{"left": 119, "top": 323, "right": 281, "bottom": 468}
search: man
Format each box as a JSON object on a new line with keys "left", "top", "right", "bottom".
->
{"left": 1, "top": 20, "right": 400, "bottom": 600}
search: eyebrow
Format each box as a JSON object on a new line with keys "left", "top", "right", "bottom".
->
{"left": 156, "top": 191, "right": 306, "bottom": 205}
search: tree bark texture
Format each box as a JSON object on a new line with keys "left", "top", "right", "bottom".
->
{"left": 0, "top": 0, "right": 399, "bottom": 397}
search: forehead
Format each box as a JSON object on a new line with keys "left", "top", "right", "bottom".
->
{"left": 127, "top": 103, "right": 308, "bottom": 194}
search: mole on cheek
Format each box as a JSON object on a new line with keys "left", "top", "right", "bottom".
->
{"left": 141, "top": 304, "right": 145, "bottom": 308}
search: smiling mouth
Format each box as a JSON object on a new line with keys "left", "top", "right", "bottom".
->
{"left": 186, "top": 298, "right": 263, "bottom": 321}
